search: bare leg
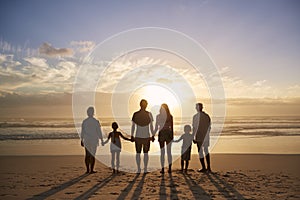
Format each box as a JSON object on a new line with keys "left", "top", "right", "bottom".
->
{"left": 159, "top": 141, "right": 165, "bottom": 173}
{"left": 185, "top": 161, "right": 189, "bottom": 172}
{"left": 84, "top": 148, "right": 90, "bottom": 173}
{"left": 116, "top": 152, "right": 120, "bottom": 172}
{"left": 199, "top": 147, "right": 206, "bottom": 172}
{"left": 136, "top": 153, "right": 141, "bottom": 173}
{"left": 204, "top": 147, "right": 211, "bottom": 171}
{"left": 90, "top": 156, "right": 96, "bottom": 173}
{"left": 111, "top": 152, "right": 115, "bottom": 172}
{"left": 166, "top": 141, "right": 172, "bottom": 173}
{"left": 144, "top": 153, "right": 149, "bottom": 173}
{"left": 181, "top": 160, "right": 184, "bottom": 171}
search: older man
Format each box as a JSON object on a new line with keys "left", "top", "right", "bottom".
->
{"left": 192, "top": 103, "right": 211, "bottom": 172}
{"left": 81, "top": 107, "right": 104, "bottom": 174}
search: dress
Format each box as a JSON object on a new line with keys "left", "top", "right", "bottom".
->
{"left": 109, "top": 131, "right": 122, "bottom": 153}
{"left": 81, "top": 117, "right": 103, "bottom": 155}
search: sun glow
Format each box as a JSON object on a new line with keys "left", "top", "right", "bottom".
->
{"left": 132, "top": 84, "right": 182, "bottom": 117}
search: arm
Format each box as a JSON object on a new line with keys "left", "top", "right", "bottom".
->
{"left": 149, "top": 113, "right": 155, "bottom": 142}
{"left": 96, "top": 120, "right": 104, "bottom": 143}
{"left": 152, "top": 115, "right": 159, "bottom": 136}
{"left": 131, "top": 121, "right": 135, "bottom": 142}
{"left": 80, "top": 122, "right": 85, "bottom": 146}
{"left": 192, "top": 115, "right": 197, "bottom": 139}
{"left": 171, "top": 116, "right": 174, "bottom": 140}
{"left": 104, "top": 132, "right": 112, "bottom": 145}
{"left": 119, "top": 132, "right": 131, "bottom": 141}
{"left": 173, "top": 135, "right": 183, "bottom": 143}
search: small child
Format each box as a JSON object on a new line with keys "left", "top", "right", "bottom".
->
{"left": 103, "top": 122, "right": 131, "bottom": 173}
{"left": 173, "top": 125, "right": 193, "bottom": 172}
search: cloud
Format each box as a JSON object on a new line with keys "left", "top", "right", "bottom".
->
{"left": 0, "top": 40, "right": 37, "bottom": 57}
{"left": 70, "top": 40, "right": 95, "bottom": 53}
{"left": 39, "top": 43, "right": 73, "bottom": 57}
{"left": 23, "top": 57, "right": 48, "bottom": 68}
{"left": 0, "top": 53, "right": 77, "bottom": 94}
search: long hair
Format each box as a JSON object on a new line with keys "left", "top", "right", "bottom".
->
{"left": 160, "top": 103, "right": 172, "bottom": 122}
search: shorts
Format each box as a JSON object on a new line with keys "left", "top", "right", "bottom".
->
{"left": 158, "top": 129, "right": 173, "bottom": 143}
{"left": 135, "top": 138, "right": 150, "bottom": 153}
{"left": 196, "top": 141, "right": 209, "bottom": 152}
{"left": 181, "top": 146, "right": 191, "bottom": 161}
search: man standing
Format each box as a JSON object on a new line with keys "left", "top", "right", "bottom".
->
{"left": 131, "top": 99, "right": 155, "bottom": 173}
{"left": 81, "top": 106, "right": 104, "bottom": 174}
{"left": 192, "top": 103, "right": 211, "bottom": 172}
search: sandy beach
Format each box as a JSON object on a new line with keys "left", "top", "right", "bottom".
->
{"left": 0, "top": 154, "right": 299, "bottom": 200}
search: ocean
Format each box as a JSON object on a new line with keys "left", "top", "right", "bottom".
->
{"left": 0, "top": 116, "right": 299, "bottom": 140}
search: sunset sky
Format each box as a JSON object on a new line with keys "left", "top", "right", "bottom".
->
{"left": 0, "top": 0, "right": 300, "bottom": 118}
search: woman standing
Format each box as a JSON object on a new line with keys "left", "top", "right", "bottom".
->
{"left": 154, "top": 103, "right": 174, "bottom": 173}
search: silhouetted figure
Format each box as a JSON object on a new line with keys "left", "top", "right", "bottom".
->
{"left": 80, "top": 107, "right": 104, "bottom": 174}
{"left": 153, "top": 103, "right": 173, "bottom": 174}
{"left": 173, "top": 125, "right": 193, "bottom": 173}
{"left": 131, "top": 99, "right": 154, "bottom": 173}
{"left": 192, "top": 103, "right": 211, "bottom": 172}
{"left": 103, "top": 122, "right": 131, "bottom": 173}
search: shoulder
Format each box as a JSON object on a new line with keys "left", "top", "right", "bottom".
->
{"left": 202, "top": 112, "right": 210, "bottom": 119}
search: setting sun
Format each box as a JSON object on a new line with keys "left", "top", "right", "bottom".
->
{"left": 131, "top": 84, "right": 182, "bottom": 117}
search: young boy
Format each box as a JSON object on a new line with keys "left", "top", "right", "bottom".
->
{"left": 103, "top": 122, "right": 131, "bottom": 173}
{"left": 173, "top": 125, "right": 193, "bottom": 172}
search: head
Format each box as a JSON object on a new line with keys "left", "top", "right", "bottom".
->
{"left": 140, "top": 99, "right": 148, "bottom": 110}
{"left": 184, "top": 124, "right": 192, "bottom": 134}
{"left": 160, "top": 103, "right": 171, "bottom": 116}
{"left": 87, "top": 106, "right": 94, "bottom": 117}
{"left": 196, "top": 103, "right": 203, "bottom": 112}
{"left": 112, "top": 122, "right": 118, "bottom": 130}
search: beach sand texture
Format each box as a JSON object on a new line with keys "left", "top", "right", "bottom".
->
{"left": 0, "top": 154, "right": 299, "bottom": 200}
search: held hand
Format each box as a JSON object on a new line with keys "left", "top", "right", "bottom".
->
{"left": 81, "top": 140, "right": 84, "bottom": 147}
{"left": 151, "top": 136, "right": 155, "bottom": 142}
{"left": 131, "top": 136, "right": 135, "bottom": 142}
{"left": 101, "top": 141, "right": 105, "bottom": 146}
{"left": 193, "top": 140, "right": 197, "bottom": 144}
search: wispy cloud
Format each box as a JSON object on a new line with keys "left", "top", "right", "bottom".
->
{"left": 70, "top": 40, "right": 95, "bottom": 53}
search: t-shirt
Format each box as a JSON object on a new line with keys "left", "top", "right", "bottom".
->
{"left": 132, "top": 109, "right": 153, "bottom": 138}
{"left": 178, "top": 133, "right": 193, "bottom": 150}
{"left": 192, "top": 111, "right": 211, "bottom": 146}
{"left": 81, "top": 117, "right": 103, "bottom": 146}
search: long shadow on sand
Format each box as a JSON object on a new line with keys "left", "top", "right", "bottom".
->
{"left": 116, "top": 173, "right": 140, "bottom": 200}
{"left": 159, "top": 174, "right": 166, "bottom": 200}
{"left": 28, "top": 173, "right": 89, "bottom": 200}
{"left": 206, "top": 172, "right": 245, "bottom": 200}
{"left": 131, "top": 173, "right": 147, "bottom": 199}
{"left": 183, "top": 172, "right": 210, "bottom": 199}
{"left": 74, "top": 174, "right": 116, "bottom": 200}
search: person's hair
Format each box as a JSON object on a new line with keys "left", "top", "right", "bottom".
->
{"left": 160, "top": 103, "right": 172, "bottom": 122}
{"left": 87, "top": 106, "right": 94, "bottom": 117}
{"left": 140, "top": 99, "right": 148, "bottom": 109}
{"left": 112, "top": 122, "right": 118, "bottom": 130}
{"left": 197, "top": 103, "right": 203, "bottom": 111}
{"left": 184, "top": 124, "right": 191, "bottom": 133}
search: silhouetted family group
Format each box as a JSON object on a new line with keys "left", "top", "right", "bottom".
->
{"left": 80, "top": 100, "right": 211, "bottom": 174}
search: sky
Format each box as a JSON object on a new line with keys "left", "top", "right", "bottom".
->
{"left": 0, "top": 0, "right": 300, "bottom": 118}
